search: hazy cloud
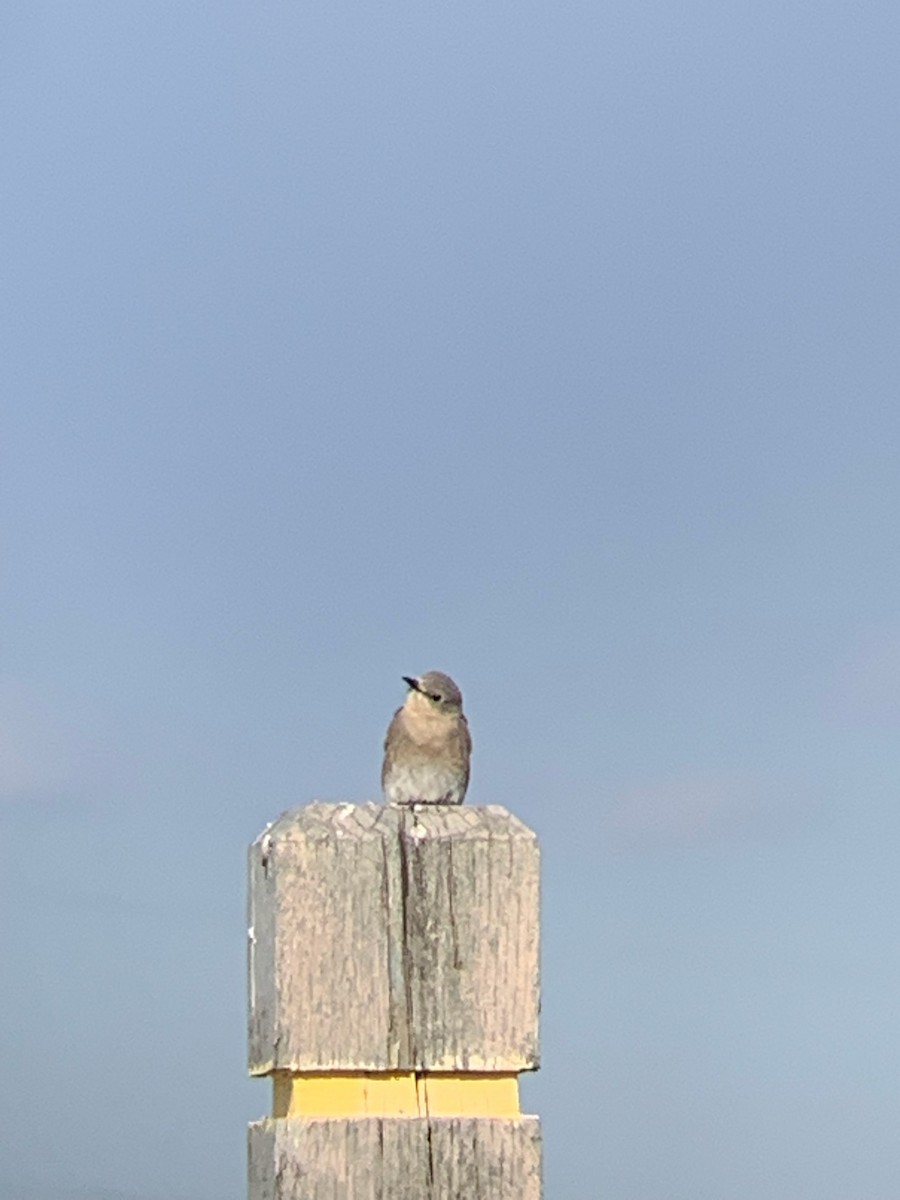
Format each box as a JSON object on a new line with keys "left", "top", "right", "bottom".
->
{"left": 827, "top": 629, "right": 900, "bottom": 728}
{"left": 604, "top": 770, "right": 819, "bottom": 849}
{"left": 0, "top": 680, "right": 78, "bottom": 802}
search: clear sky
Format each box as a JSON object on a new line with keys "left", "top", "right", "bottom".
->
{"left": 2, "top": 2, "right": 900, "bottom": 1197}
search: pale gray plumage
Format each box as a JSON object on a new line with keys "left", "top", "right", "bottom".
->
{"left": 382, "top": 671, "right": 471, "bottom": 805}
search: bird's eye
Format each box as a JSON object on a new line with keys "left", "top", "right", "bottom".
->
{"left": 430, "top": 693, "right": 442, "bottom": 703}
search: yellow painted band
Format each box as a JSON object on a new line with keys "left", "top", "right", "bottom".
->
{"left": 272, "top": 1071, "right": 520, "bottom": 1118}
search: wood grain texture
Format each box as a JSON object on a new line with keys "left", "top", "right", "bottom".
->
{"left": 248, "top": 1117, "right": 542, "bottom": 1200}
{"left": 248, "top": 803, "right": 540, "bottom": 1074}
{"left": 399, "top": 806, "right": 540, "bottom": 1070}
{"left": 248, "top": 803, "right": 406, "bottom": 1073}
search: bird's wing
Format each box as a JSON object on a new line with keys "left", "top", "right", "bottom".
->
{"left": 461, "top": 714, "right": 472, "bottom": 789}
{"left": 381, "top": 706, "right": 405, "bottom": 789}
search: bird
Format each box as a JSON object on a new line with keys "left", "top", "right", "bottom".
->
{"left": 382, "top": 671, "right": 472, "bottom": 806}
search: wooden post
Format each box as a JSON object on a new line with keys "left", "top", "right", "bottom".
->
{"left": 247, "top": 802, "right": 541, "bottom": 1198}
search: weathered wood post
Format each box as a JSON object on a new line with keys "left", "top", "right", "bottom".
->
{"left": 247, "top": 802, "right": 541, "bottom": 1198}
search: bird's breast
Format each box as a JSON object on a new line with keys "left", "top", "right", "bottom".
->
{"left": 399, "top": 708, "right": 461, "bottom": 750}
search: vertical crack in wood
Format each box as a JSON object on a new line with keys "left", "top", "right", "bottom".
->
{"left": 425, "top": 1117, "right": 437, "bottom": 1198}
{"left": 397, "top": 807, "right": 419, "bottom": 1069}
{"left": 376, "top": 1119, "right": 385, "bottom": 1193}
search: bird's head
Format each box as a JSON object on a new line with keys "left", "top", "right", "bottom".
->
{"left": 402, "top": 671, "right": 464, "bottom": 715}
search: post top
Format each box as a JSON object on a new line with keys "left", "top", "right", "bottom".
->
{"left": 253, "top": 802, "right": 538, "bottom": 848}
{"left": 248, "top": 799, "right": 540, "bottom": 1074}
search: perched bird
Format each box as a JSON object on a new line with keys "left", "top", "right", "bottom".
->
{"left": 382, "top": 671, "right": 472, "bottom": 806}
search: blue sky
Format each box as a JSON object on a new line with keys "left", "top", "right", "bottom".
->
{"left": 3, "top": 2, "right": 900, "bottom": 1197}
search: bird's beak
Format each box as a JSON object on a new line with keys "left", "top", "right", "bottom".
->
{"left": 402, "top": 676, "right": 420, "bottom": 692}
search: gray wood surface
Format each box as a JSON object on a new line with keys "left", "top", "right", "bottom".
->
{"left": 248, "top": 803, "right": 540, "bottom": 1073}
{"left": 248, "top": 1117, "right": 542, "bottom": 1200}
